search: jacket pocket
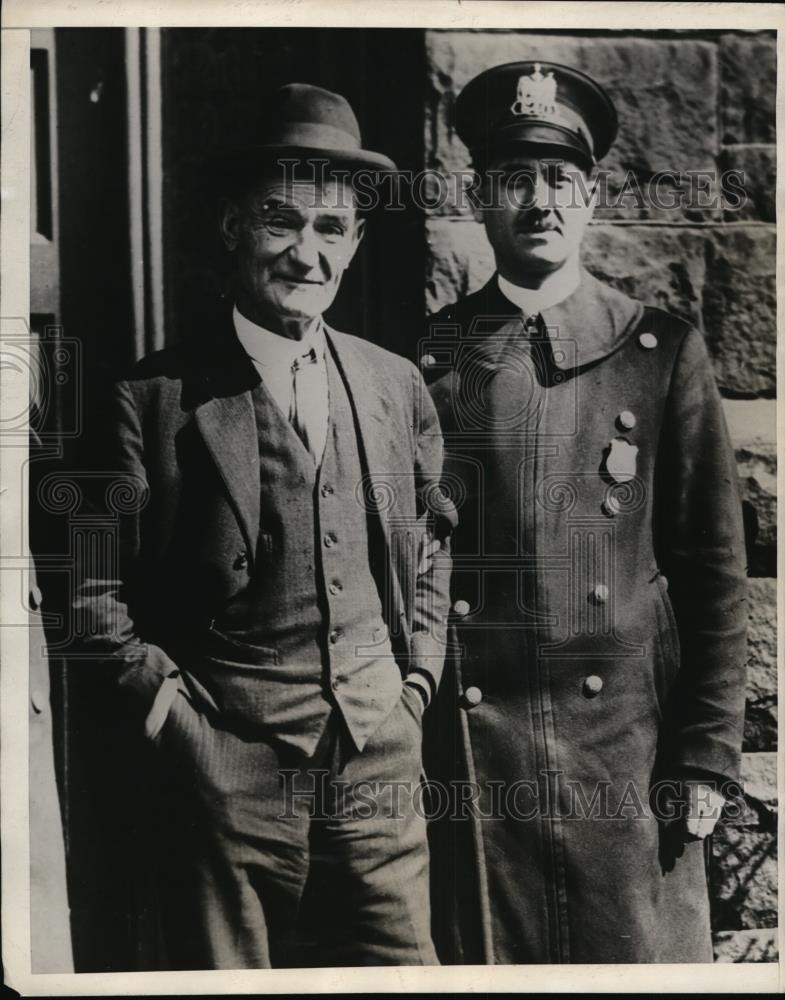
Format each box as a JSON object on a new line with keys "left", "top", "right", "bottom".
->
{"left": 204, "top": 622, "right": 280, "bottom": 664}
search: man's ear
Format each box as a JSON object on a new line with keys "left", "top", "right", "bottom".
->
{"left": 346, "top": 216, "right": 365, "bottom": 265}
{"left": 219, "top": 197, "right": 241, "bottom": 251}
{"left": 466, "top": 170, "right": 486, "bottom": 225}
{"left": 585, "top": 164, "right": 601, "bottom": 217}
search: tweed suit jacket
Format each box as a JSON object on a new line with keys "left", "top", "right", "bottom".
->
{"left": 73, "top": 305, "right": 454, "bottom": 720}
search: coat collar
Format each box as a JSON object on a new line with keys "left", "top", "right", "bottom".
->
{"left": 472, "top": 268, "right": 644, "bottom": 371}
{"left": 539, "top": 269, "right": 644, "bottom": 369}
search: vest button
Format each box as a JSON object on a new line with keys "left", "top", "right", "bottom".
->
{"left": 590, "top": 584, "right": 609, "bottom": 605}
{"left": 321, "top": 484, "right": 334, "bottom": 497}
{"left": 453, "top": 599, "right": 471, "bottom": 617}
{"left": 324, "top": 532, "right": 337, "bottom": 548}
{"left": 329, "top": 628, "right": 343, "bottom": 644}
{"left": 331, "top": 675, "right": 343, "bottom": 690}
{"left": 583, "top": 675, "right": 603, "bottom": 697}
{"left": 420, "top": 353, "right": 436, "bottom": 370}
{"left": 659, "top": 573, "right": 669, "bottom": 591}
{"left": 233, "top": 551, "right": 248, "bottom": 570}
{"left": 463, "top": 686, "right": 483, "bottom": 708}
{"left": 329, "top": 581, "right": 342, "bottom": 596}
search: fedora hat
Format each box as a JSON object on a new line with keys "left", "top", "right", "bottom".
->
{"left": 206, "top": 82, "right": 397, "bottom": 191}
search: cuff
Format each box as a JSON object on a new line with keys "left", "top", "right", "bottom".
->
{"left": 144, "top": 673, "right": 184, "bottom": 741}
{"left": 404, "top": 675, "right": 430, "bottom": 709}
{"left": 117, "top": 642, "right": 180, "bottom": 709}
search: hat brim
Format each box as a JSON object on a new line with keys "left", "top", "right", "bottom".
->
{"left": 203, "top": 143, "right": 398, "bottom": 192}
{"left": 476, "top": 121, "right": 595, "bottom": 169}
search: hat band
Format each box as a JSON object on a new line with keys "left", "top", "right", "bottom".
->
{"left": 502, "top": 103, "right": 592, "bottom": 154}
{"left": 265, "top": 120, "right": 362, "bottom": 153}
{"left": 474, "top": 121, "right": 594, "bottom": 170}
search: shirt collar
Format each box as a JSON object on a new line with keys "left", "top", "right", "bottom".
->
{"left": 497, "top": 268, "right": 581, "bottom": 317}
{"left": 233, "top": 305, "right": 325, "bottom": 368}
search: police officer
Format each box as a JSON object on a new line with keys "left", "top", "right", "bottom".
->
{"left": 424, "top": 61, "right": 747, "bottom": 963}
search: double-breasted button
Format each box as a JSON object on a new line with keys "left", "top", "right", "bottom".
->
{"left": 463, "top": 686, "right": 483, "bottom": 707}
{"left": 328, "top": 581, "right": 342, "bottom": 596}
{"left": 321, "top": 484, "right": 334, "bottom": 497}
{"left": 324, "top": 532, "right": 337, "bottom": 548}
{"left": 233, "top": 551, "right": 248, "bottom": 570}
{"left": 329, "top": 628, "right": 343, "bottom": 644}
{"left": 617, "top": 410, "right": 636, "bottom": 430}
{"left": 29, "top": 585, "right": 43, "bottom": 611}
{"left": 590, "top": 584, "right": 609, "bottom": 604}
{"left": 659, "top": 574, "right": 669, "bottom": 591}
{"left": 639, "top": 333, "right": 658, "bottom": 350}
{"left": 453, "top": 599, "right": 471, "bottom": 617}
{"left": 331, "top": 675, "right": 344, "bottom": 690}
{"left": 421, "top": 354, "right": 436, "bottom": 370}
{"left": 583, "top": 675, "right": 603, "bottom": 697}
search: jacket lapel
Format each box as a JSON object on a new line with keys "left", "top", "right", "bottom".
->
{"left": 325, "top": 327, "right": 409, "bottom": 625}
{"left": 192, "top": 306, "right": 261, "bottom": 567}
{"left": 194, "top": 394, "right": 260, "bottom": 563}
{"left": 325, "top": 326, "right": 402, "bottom": 486}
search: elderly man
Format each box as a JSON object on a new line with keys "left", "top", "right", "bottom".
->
{"left": 424, "top": 62, "right": 747, "bottom": 963}
{"left": 75, "top": 83, "right": 452, "bottom": 969}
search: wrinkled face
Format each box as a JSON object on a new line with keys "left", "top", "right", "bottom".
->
{"left": 220, "top": 175, "right": 364, "bottom": 327}
{"left": 472, "top": 151, "right": 596, "bottom": 278}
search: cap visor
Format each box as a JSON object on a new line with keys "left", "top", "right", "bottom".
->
{"left": 483, "top": 122, "right": 593, "bottom": 166}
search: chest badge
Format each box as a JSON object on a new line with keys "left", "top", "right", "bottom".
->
{"left": 604, "top": 437, "right": 638, "bottom": 483}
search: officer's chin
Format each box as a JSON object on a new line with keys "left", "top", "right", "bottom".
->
{"left": 514, "top": 241, "right": 570, "bottom": 270}
{"left": 514, "top": 227, "right": 562, "bottom": 246}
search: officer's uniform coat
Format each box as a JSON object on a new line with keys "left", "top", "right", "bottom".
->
{"left": 424, "top": 271, "right": 747, "bottom": 964}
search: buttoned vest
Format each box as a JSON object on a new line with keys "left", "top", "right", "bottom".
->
{"left": 197, "top": 343, "right": 402, "bottom": 755}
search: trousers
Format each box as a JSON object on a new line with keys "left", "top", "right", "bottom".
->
{"left": 150, "top": 680, "right": 438, "bottom": 969}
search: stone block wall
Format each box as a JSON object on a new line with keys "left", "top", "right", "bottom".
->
{"left": 424, "top": 29, "right": 777, "bottom": 961}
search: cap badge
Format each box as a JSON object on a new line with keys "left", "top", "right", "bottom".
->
{"left": 511, "top": 63, "right": 558, "bottom": 117}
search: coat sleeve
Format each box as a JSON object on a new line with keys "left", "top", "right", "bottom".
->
{"left": 405, "top": 363, "right": 456, "bottom": 706}
{"left": 72, "top": 379, "right": 181, "bottom": 713}
{"left": 655, "top": 326, "right": 748, "bottom": 786}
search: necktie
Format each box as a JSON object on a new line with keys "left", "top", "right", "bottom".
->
{"left": 521, "top": 312, "right": 554, "bottom": 385}
{"left": 289, "top": 346, "right": 323, "bottom": 463}
{"left": 524, "top": 313, "right": 542, "bottom": 336}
